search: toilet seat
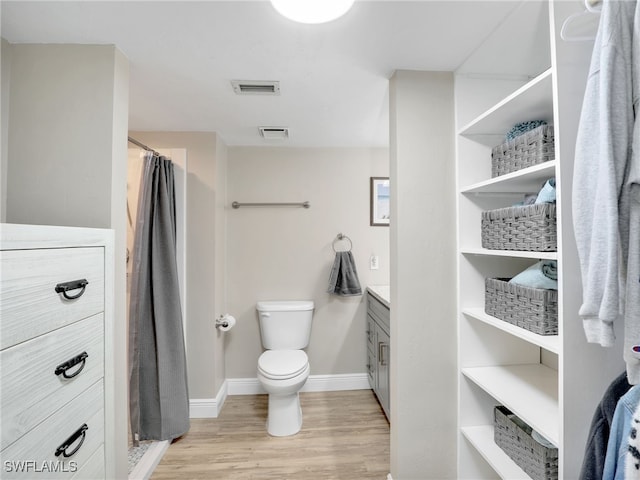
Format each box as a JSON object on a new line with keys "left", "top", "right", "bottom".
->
{"left": 258, "top": 350, "right": 309, "bottom": 380}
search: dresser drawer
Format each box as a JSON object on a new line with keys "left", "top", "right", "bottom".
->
{"left": 0, "top": 380, "right": 105, "bottom": 479}
{"left": 71, "top": 445, "right": 104, "bottom": 479}
{"left": 1, "top": 313, "right": 104, "bottom": 450}
{"left": 0, "top": 247, "right": 104, "bottom": 349}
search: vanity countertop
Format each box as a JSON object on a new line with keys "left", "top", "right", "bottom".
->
{"left": 367, "top": 285, "right": 390, "bottom": 308}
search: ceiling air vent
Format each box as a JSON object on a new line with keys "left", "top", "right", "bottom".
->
{"left": 231, "top": 80, "right": 280, "bottom": 95}
{"left": 259, "top": 127, "right": 289, "bottom": 140}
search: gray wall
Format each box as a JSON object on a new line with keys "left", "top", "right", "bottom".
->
{"left": 389, "top": 70, "right": 456, "bottom": 479}
{"left": 129, "top": 131, "right": 228, "bottom": 399}
{"left": 3, "top": 42, "right": 129, "bottom": 480}
{"left": 1, "top": 38, "right": 11, "bottom": 223}
{"left": 6, "top": 44, "right": 126, "bottom": 229}
{"left": 226, "top": 146, "right": 389, "bottom": 379}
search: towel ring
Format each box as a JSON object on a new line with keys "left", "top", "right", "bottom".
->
{"left": 332, "top": 233, "right": 352, "bottom": 252}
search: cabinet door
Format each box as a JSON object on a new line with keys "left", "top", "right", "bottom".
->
{"left": 376, "top": 325, "right": 390, "bottom": 419}
{"left": 366, "top": 314, "right": 377, "bottom": 390}
{"left": 367, "top": 346, "right": 377, "bottom": 390}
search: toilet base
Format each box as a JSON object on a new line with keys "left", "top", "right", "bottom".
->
{"left": 266, "top": 392, "right": 303, "bottom": 437}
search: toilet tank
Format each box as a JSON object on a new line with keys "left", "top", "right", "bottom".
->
{"left": 257, "top": 300, "right": 314, "bottom": 350}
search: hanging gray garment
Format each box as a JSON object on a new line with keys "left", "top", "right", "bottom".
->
{"left": 621, "top": 0, "right": 640, "bottom": 384}
{"left": 573, "top": 0, "right": 636, "bottom": 346}
{"left": 129, "top": 153, "right": 190, "bottom": 442}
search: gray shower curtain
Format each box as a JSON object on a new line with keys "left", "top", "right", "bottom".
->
{"left": 129, "top": 152, "right": 189, "bottom": 443}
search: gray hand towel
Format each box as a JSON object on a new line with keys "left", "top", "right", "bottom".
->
{"left": 327, "top": 251, "right": 362, "bottom": 296}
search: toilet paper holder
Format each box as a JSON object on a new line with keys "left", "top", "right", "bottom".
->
{"left": 215, "top": 316, "right": 229, "bottom": 328}
{"left": 215, "top": 314, "right": 236, "bottom": 331}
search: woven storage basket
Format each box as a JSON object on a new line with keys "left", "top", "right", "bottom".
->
{"left": 482, "top": 203, "right": 556, "bottom": 252}
{"left": 485, "top": 278, "right": 558, "bottom": 335}
{"left": 494, "top": 406, "right": 558, "bottom": 480}
{"left": 492, "top": 125, "right": 555, "bottom": 177}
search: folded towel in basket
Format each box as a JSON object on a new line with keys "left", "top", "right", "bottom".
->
{"left": 505, "top": 120, "right": 547, "bottom": 141}
{"left": 328, "top": 251, "right": 362, "bottom": 296}
{"left": 535, "top": 178, "right": 556, "bottom": 204}
{"left": 509, "top": 260, "right": 558, "bottom": 290}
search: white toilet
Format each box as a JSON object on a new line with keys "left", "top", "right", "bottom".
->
{"left": 256, "top": 300, "right": 314, "bottom": 437}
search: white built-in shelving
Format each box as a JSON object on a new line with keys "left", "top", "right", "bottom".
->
{"left": 462, "top": 364, "right": 559, "bottom": 445}
{"left": 461, "top": 248, "right": 558, "bottom": 260}
{"left": 462, "top": 308, "right": 560, "bottom": 353}
{"left": 461, "top": 426, "right": 530, "bottom": 480}
{"left": 455, "top": 1, "right": 624, "bottom": 479}
{"left": 458, "top": 68, "right": 554, "bottom": 143}
{"left": 461, "top": 161, "right": 557, "bottom": 194}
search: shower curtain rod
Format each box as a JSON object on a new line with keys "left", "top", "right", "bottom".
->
{"left": 128, "top": 136, "right": 160, "bottom": 156}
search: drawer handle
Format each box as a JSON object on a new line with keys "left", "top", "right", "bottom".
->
{"left": 55, "top": 424, "right": 88, "bottom": 458}
{"left": 54, "top": 352, "right": 89, "bottom": 379}
{"left": 55, "top": 279, "right": 89, "bottom": 300}
{"left": 379, "top": 342, "right": 388, "bottom": 366}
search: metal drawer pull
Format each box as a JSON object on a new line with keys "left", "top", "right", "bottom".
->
{"left": 378, "top": 342, "right": 388, "bottom": 366}
{"left": 55, "top": 279, "right": 89, "bottom": 300}
{"left": 54, "top": 352, "right": 89, "bottom": 379}
{"left": 55, "top": 424, "right": 88, "bottom": 458}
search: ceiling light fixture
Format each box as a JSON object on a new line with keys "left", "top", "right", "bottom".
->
{"left": 270, "top": 0, "right": 355, "bottom": 24}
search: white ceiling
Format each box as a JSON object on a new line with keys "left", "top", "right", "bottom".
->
{"left": 1, "top": 1, "right": 520, "bottom": 148}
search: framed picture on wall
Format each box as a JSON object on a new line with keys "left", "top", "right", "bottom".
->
{"left": 370, "top": 177, "right": 390, "bottom": 226}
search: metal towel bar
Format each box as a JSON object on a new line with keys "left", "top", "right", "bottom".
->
{"left": 231, "top": 201, "right": 310, "bottom": 209}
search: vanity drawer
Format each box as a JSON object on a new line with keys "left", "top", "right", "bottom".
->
{"left": 366, "top": 314, "right": 376, "bottom": 353}
{"left": 0, "top": 247, "right": 104, "bottom": 349}
{"left": 367, "top": 347, "right": 376, "bottom": 389}
{"left": 1, "top": 313, "right": 104, "bottom": 450}
{"left": 367, "top": 293, "right": 390, "bottom": 334}
{"left": 0, "top": 380, "right": 105, "bottom": 479}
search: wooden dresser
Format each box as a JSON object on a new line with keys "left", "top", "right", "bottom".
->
{"left": 0, "top": 224, "right": 114, "bottom": 479}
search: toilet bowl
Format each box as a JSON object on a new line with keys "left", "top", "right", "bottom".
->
{"left": 255, "top": 300, "right": 314, "bottom": 437}
{"left": 257, "top": 349, "right": 310, "bottom": 436}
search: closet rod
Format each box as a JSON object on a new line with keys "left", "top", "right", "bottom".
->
{"left": 231, "top": 201, "right": 310, "bottom": 209}
{"left": 128, "top": 136, "right": 160, "bottom": 156}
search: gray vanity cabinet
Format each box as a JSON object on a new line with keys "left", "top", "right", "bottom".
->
{"left": 366, "top": 293, "right": 390, "bottom": 420}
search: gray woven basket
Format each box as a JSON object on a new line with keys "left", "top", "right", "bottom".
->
{"left": 494, "top": 406, "right": 558, "bottom": 480}
{"left": 481, "top": 203, "right": 557, "bottom": 252}
{"left": 492, "top": 125, "right": 555, "bottom": 177}
{"left": 485, "top": 278, "right": 558, "bottom": 335}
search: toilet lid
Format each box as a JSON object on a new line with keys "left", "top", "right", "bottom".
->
{"left": 258, "top": 350, "right": 308, "bottom": 379}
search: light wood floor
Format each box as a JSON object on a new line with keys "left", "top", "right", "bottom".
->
{"left": 151, "top": 390, "right": 390, "bottom": 479}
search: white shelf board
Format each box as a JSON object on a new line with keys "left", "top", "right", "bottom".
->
{"left": 463, "top": 308, "right": 559, "bottom": 354}
{"left": 456, "top": 1, "right": 549, "bottom": 79}
{"left": 461, "top": 248, "right": 557, "bottom": 260}
{"left": 460, "top": 161, "right": 557, "bottom": 194}
{"left": 459, "top": 69, "right": 554, "bottom": 144}
{"left": 461, "top": 425, "right": 531, "bottom": 480}
{"left": 461, "top": 364, "right": 559, "bottom": 446}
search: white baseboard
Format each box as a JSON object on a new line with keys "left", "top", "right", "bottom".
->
{"left": 302, "top": 373, "right": 371, "bottom": 392}
{"left": 190, "top": 374, "right": 370, "bottom": 418}
{"left": 227, "top": 377, "right": 261, "bottom": 395}
{"left": 189, "top": 380, "right": 228, "bottom": 418}
{"left": 227, "top": 373, "right": 370, "bottom": 396}
{"left": 129, "top": 440, "right": 170, "bottom": 480}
